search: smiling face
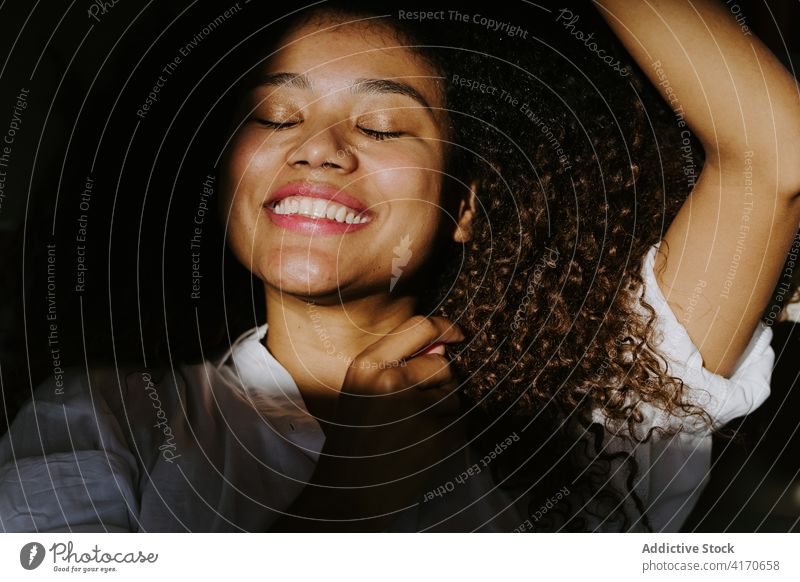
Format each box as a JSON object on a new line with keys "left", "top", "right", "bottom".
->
{"left": 220, "top": 15, "right": 465, "bottom": 302}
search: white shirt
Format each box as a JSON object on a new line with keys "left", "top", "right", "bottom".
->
{"left": 0, "top": 243, "right": 774, "bottom": 532}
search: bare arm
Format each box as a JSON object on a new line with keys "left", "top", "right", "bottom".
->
{"left": 595, "top": 0, "right": 800, "bottom": 377}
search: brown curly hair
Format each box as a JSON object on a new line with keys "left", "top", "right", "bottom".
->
{"left": 292, "top": 0, "right": 718, "bottom": 530}
{"left": 199, "top": 0, "right": 733, "bottom": 531}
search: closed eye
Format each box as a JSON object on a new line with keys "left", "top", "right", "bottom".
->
{"left": 252, "top": 118, "right": 300, "bottom": 129}
{"left": 358, "top": 126, "right": 403, "bottom": 141}
{"left": 251, "top": 118, "right": 403, "bottom": 141}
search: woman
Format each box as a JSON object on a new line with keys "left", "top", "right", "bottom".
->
{"left": 1, "top": 0, "right": 797, "bottom": 532}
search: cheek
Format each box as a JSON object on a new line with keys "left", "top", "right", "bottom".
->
{"left": 366, "top": 144, "right": 444, "bottom": 203}
{"left": 365, "top": 165, "right": 444, "bottom": 270}
{"left": 218, "top": 133, "right": 281, "bottom": 272}
{"left": 221, "top": 132, "right": 285, "bottom": 229}
{"left": 369, "top": 159, "right": 443, "bottom": 223}
{"left": 225, "top": 130, "right": 285, "bottom": 197}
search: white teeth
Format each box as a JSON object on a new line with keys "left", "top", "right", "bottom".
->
{"left": 311, "top": 198, "right": 327, "bottom": 218}
{"left": 271, "top": 195, "right": 371, "bottom": 224}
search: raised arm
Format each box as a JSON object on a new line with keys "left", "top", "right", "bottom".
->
{"left": 595, "top": 0, "right": 800, "bottom": 377}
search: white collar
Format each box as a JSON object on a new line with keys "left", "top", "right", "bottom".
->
{"left": 216, "top": 323, "right": 326, "bottom": 454}
{"left": 221, "top": 323, "right": 299, "bottom": 396}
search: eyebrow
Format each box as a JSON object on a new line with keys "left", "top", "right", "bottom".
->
{"left": 255, "top": 72, "right": 434, "bottom": 112}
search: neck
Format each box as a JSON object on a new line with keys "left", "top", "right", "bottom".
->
{"left": 263, "top": 285, "right": 418, "bottom": 425}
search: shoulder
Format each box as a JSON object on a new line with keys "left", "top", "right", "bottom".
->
{"left": 9, "top": 359, "right": 214, "bottom": 444}
{"left": 0, "top": 365, "right": 144, "bottom": 532}
{"left": 4, "top": 365, "right": 136, "bottom": 457}
{"left": 25, "top": 364, "right": 164, "bottom": 417}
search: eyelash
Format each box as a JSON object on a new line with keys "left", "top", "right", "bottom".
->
{"left": 358, "top": 127, "right": 403, "bottom": 141}
{"left": 253, "top": 118, "right": 403, "bottom": 141}
{"left": 254, "top": 119, "right": 299, "bottom": 129}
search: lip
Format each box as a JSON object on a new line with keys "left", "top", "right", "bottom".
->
{"left": 263, "top": 181, "right": 374, "bottom": 236}
{"left": 266, "top": 181, "right": 369, "bottom": 212}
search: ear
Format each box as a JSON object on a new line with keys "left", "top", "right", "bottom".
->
{"left": 453, "top": 180, "right": 478, "bottom": 243}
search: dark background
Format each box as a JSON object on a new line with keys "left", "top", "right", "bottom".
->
{"left": 0, "top": 0, "right": 798, "bottom": 532}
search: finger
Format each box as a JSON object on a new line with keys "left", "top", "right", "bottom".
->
{"left": 363, "top": 316, "right": 465, "bottom": 364}
{"left": 395, "top": 353, "right": 459, "bottom": 391}
{"left": 408, "top": 341, "right": 446, "bottom": 359}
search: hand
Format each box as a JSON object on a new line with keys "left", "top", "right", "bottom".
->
{"left": 317, "top": 315, "right": 468, "bottom": 518}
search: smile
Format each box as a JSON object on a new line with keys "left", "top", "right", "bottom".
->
{"left": 268, "top": 195, "right": 372, "bottom": 225}
{"left": 264, "top": 182, "right": 375, "bottom": 236}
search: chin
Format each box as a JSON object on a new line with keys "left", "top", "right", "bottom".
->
{"left": 261, "top": 257, "right": 345, "bottom": 298}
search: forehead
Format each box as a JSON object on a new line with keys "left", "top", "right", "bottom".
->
{"left": 263, "top": 18, "right": 444, "bottom": 108}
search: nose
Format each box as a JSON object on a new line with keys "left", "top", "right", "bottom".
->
{"left": 287, "top": 124, "right": 357, "bottom": 173}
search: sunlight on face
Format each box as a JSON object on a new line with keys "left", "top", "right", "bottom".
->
{"left": 220, "top": 16, "right": 452, "bottom": 301}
